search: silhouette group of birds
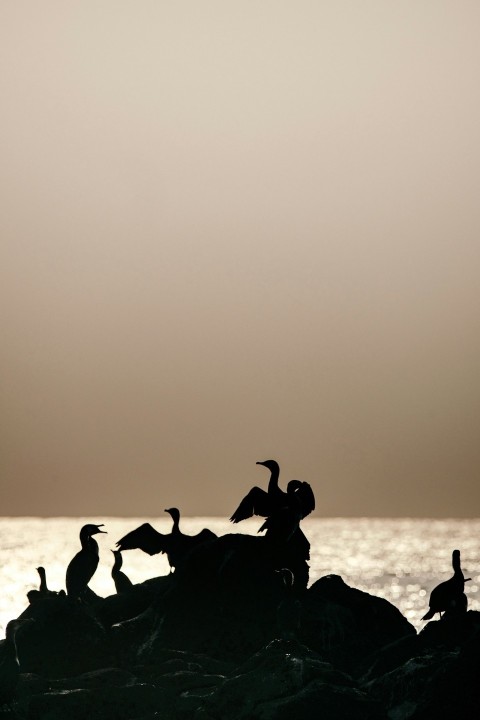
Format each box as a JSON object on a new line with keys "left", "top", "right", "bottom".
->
{"left": 0, "top": 460, "right": 471, "bottom": 707}
{"left": 21, "top": 459, "right": 315, "bottom": 605}
{"left": 0, "top": 459, "right": 474, "bottom": 709}
{"left": 20, "top": 460, "right": 474, "bottom": 622}
{"left": 21, "top": 460, "right": 473, "bottom": 620}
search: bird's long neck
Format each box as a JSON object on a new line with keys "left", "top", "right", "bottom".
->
{"left": 80, "top": 528, "right": 100, "bottom": 555}
{"left": 38, "top": 567, "right": 48, "bottom": 592}
{"left": 267, "top": 464, "right": 280, "bottom": 494}
{"left": 452, "top": 551, "right": 463, "bottom": 577}
{"left": 89, "top": 537, "right": 100, "bottom": 555}
{"left": 169, "top": 510, "right": 181, "bottom": 534}
{"left": 112, "top": 553, "right": 122, "bottom": 572}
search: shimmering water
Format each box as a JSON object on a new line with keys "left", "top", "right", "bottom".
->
{"left": 1, "top": 517, "right": 478, "bottom": 636}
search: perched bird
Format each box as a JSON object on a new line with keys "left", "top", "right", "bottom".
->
{"left": 27, "top": 566, "right": 62, "bottom": 604}
{"left": 256, "top": 480, "right": 312, "bottom": 589}
{"left": 0, "top": 619, "right": 32, "bottom": 708}
{"left": 111, "top": 550, "right": 133, "bottom": 594}
{"left": 66, "top": 524, "right": 106, "bottom": 599}
{"left": 116, "top": 508, "right": 216, "bottom": 571}
{"left": 258, "top": 480, "right": 310, "bottom": 540}
{"left": 230, "top": 460, "right": 315, "bottom": 524}
{"left": 422, "top": 549, "right": 471, "bottom": 620}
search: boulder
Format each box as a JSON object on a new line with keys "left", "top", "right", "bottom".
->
{"left": 361, "top": 614, "right": 480, "bottom": 719}
{"left": 359, "top": 610, "right": 480, "bottom": 684}
{"left": 138, "top": 535, "right": 302, "bottom": 663}
{"left": 199, "top": 638, "right": 385, "bottom": 720}
{"left": 16, "top": 595, "right": 113, "bottom": 678}
{"left": 299, "top": 575, "right": 416, "bottom": 673}
{"left": 27, "top": 683, "right": 170, "bottom": 720}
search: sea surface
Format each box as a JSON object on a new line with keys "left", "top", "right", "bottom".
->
{"left": 1, "top": 517, "right": 479, "bottom": 636}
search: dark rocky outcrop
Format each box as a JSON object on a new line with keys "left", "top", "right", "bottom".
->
{"left": 3, "top": 534, "right": 479, "bottom": 719}
{"left": 299, "top": 574, "right": 416, "bottom": 674}
{"left": 198, "top": 639, "right": 385, "bottom": 720}
{"left": 16, "top": 596, "right": 113, "bottom": 678}
{"left": 359, "top": 612, "right": 480, "bottom": 720}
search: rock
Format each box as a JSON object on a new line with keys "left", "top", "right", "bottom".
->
{"left": 48, "top": 667, "right": 137, "bottom": 691}
{"left": 138, "top": 535, "right": 297, "bottom": 662}
{"left": 28, "top": 689, "right": 95, "bottom": 720}
{"left": 300, "top": 575, "right": 416, "bottom": 674}
{"left": 110, "top": 602, "right": 161, "bottom": 666}
{"left": 13, "top": 673, "right": 49, "bottom": 717}
{"left": 134, "top": 649, "right": 232, "bottom": 678}
{"left": 27, "top": 684, "right": 170, "bottom": 720}
{"left": 417, "top": 609, "right": 480, "bottom": 651}
{"left": 5, "top": 535, "right": 480, "bottom": 720}
{"left": 16, "top": 595, "right": 113, "bottom": 678}
{"left": 254, "top": 681, "right": 386, "bottom": 720}
{"left": 92, "top": 586, "right": 157, "bottom": 629}
{"left": 361, "top": 615, "right": 480, "bottom": 719}
{"left": 365, "top": 651, "right": 458, "bottom": 720}
{"left": 360, "top": 610, "right": 480, "bottom": 684}
{"left": 200, "top": 639, "right": 384, "bottom": 720}
{"left": 409, "top": 623, "right": 480, "bottom": 719}
{"left": 358, "top": 634, "right": 421, "bottom": 683}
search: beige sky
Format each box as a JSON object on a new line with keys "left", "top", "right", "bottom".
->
{"left": 1, "top": 1, "right": 479, "bottom": 517}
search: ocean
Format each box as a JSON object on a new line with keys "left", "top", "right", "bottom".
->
{"left": 1, "top": 517, "right": 478, "bottom": 636}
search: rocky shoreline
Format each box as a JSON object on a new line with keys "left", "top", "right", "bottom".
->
{"left": 2, "top": 531, "right": 480, "bottom": 719}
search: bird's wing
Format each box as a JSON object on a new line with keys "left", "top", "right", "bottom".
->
{"left": 258, "top": 506, "right": 300, "bottom": 539}
{"left": 296, "top": 481, "right": 316, "bottom": 518}
{"left": 193, "top": 528, "right": 218, "bottom": 543}
{"left": 230, "top": 487, "right": 270, "bottom": 523}
{"left": 116, "top": 523, "right": 169, "bottom": 556}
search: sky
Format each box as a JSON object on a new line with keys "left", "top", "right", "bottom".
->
{"left": 1, "top": 1, "right": 479, "bottom": 518}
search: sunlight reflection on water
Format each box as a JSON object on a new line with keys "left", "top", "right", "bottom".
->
{"left": 0, "top": 517, "right": 478, "bottom": 636}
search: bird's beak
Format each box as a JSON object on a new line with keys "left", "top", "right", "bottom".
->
{"left": 96, "top": 525, "right": 107, "bottom": 534}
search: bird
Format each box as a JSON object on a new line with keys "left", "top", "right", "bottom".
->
{"left": 0, "top": 619, "right": 32, "bottom": 708}
{"left": 116, "top": 508, "right": 216, "bottom": 571}
{"left": 422, "top": 549, "right": 471, "bottom": 620}
{"left": 111, "top": 550, "right": 133, "bottom": 594}
{"left": 65, "top": 523, "right": 107, "bottom": 599}
{"left": 27, "top": 566, "right": 63, "bottom": 604}
{"left": 256, "top": 480, "right": 312, "bottom": 589}
{"left": 230, "top": 460, "right": 315, "bottom": 524}
{"left": 258, "top": 480, "right": 308, "bottom": 540}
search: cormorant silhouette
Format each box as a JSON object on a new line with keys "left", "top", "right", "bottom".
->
{"left": 116, "top": 508, "right": 216, "bottom": 571}
{"left": 66, "top": 524, "right": 106, "bottom": 599}
{"left": 422, "top": 549, "right": 471, "bottom": 620}
{"left": 254, "top": 479, "right": 312, "bottom": 589}
{"left": 111, "top": 550, "right": 133, "bottom": 594}
{"left": 230, "top": 460, "right": 315, "bottom": 523}
{"left": 27, "top": 566, "right": 63, "bottom": 604}
{"left": 258, "top": 479, "right": 314, "bottom": 541}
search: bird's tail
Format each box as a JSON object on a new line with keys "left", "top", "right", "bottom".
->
{"left": 422, "top": 608, "right": 435, "bottom": 621}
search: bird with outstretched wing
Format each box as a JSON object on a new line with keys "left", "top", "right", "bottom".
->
{"left": 116, "top": 523, "right": 171, "bottom": 556}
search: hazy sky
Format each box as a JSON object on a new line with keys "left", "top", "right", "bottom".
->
{"left": 1, "top": 2, "right": 479, "bottom": 517}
